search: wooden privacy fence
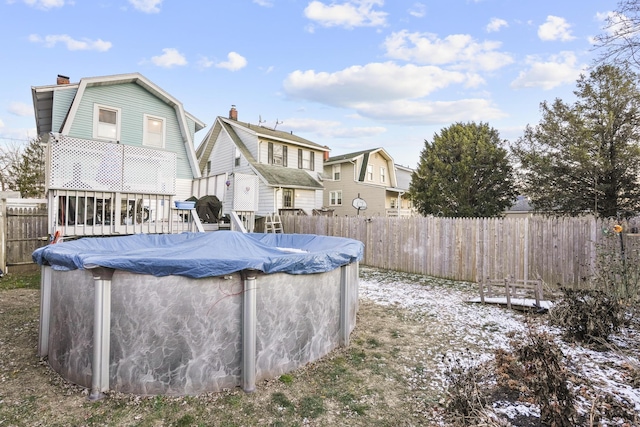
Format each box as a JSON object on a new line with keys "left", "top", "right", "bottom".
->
{"left": 0, "top": 199, "right": 48, "bottom": 274}
{"left": 282, "top": 215, "right": 639, "bottom": 288}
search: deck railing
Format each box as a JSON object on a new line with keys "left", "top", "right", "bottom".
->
{"left": 50, "top": 190, "right": 202, "bottom": 238}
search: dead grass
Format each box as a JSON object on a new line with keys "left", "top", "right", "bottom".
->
{"left": 0, "top": 270, "right": 453, "bottom": 427}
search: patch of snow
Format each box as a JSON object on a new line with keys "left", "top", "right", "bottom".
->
{"left": 359, "top": 268, "right": 640, "bottom": 425}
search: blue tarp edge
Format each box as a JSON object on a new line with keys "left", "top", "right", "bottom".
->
{"left": 32, "top": 231, "right": 364, "bottom": 278}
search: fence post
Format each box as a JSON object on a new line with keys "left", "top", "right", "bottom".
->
{"left": 0, "top": 199, "right": 6, "bottom": 275}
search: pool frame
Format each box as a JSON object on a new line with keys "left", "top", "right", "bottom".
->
{"left": 38, "top": 262, "right": 358, "bottom": 398}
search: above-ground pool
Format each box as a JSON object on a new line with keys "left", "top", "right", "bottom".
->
{"left": 33, "top": 231, "right": 363, "bottom": 398}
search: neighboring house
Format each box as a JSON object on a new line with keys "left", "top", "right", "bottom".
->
{"left": 31, "top": 73, "right": 206, "bottom": 237}
{"left": 194, "top": 106, "right": 328, "bottom": 220}
{"left": 504, "top": 195, "right": 534, "bottom": 218}
{"left": 323, "top": 148, "right": 415, "bottom": 217}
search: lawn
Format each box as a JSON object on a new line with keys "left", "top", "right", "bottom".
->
{"left": 0, "top": 267, "right": 638, "bottom": 426}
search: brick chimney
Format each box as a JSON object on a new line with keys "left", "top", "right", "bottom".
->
{"left": 229, "top": 105, "right": 237, "bottom": 120}
{"left": 57, "top": 74, "right": 70, "bottom": 85}
{"left": 323, "top": 146, "right": 330, "bottom": 161}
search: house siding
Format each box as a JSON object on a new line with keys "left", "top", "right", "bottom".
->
{"left": 52, "top": 87, "right": 77, "bottom": 133}
{"left": 231, "top": 126, "right": 259, "bottom": 160}
{"left": 207, "top": 130, "right": 235, "bottom": 177}
{"left": 323, "top": 158, "right": 393, "bottom": 217}
{"left": 258, "top": 185, "right": 277, "bottom": 215}
{"left": 67, "top": 83, "right": 194, "bottom": 180}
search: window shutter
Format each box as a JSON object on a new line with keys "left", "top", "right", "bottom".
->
{"left": 283, "top": 146, "right": 288, "bottom": 167}
{"left": 298, "top": 149, "right": 303, "bottom": 169}
{"left": 310, "top": 152, "right": 315, "bottom": 171}
{"left": 268, "top": 142, "right": 273, "bottom": 164}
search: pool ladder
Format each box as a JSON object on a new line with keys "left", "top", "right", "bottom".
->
{"left": 265, "top": 212, "right": 283, "bottom": 233}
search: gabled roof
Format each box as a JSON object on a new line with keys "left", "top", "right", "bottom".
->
{"left": 325, "top": 148, "right": 378, "bottom": 165}
{"left": 197, "top": 116, "right": 324, "bottom": 190}
{"left": 32, "top": 72, "right": 205, "bottom": 136}
{"left": 221, "top": 117, "right": 329, "bottom": 152}
{"left": 253, "top": 164, "right": 323, "bottom": 189}
{"left": 31, "top": 72, "right": 205, "bottom": 179}
{"left": 326, "top": 147, "right": 396, "bottom": 184}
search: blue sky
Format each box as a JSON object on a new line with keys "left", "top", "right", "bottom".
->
{"left": 0, "top": 0, "right": 619, "bottom": 168}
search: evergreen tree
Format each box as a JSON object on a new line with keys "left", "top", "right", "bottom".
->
{"left": 11, "top": 138, "right": 45, "bottom": 198}
{"left": 410, "top": 122, "right": 516, "bottom": 217}
{"left": 511, "top": 65, "right": 640, "bottom": 219}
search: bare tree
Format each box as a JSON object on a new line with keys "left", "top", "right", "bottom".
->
{"left": 0, "top": 140, "right": 25, "bottom": 192}
{"left": 593, "top": 0, "right": 640, "bottom": 69}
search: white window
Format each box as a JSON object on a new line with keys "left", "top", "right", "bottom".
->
{"left": 380, "top": 167, "right": 386, "bottom": 183}
{"left": 206, "top": 161, "right": 212, "bottom": 176}
{"left": 143, "top": 114, "right": 165, "bottom": 148}
{"left": 93, "top": 104, "right": 121, "bottom": 142}
{"left": 333, "top": 164, "right": 341, "bottom": 180}
{"left": 329, "top": 190, "right": 342, "bottom": 206}
{"left": 235, "top": 147, "right": 241, "bottom": 166}
{"left": 367, "top": 165, "right": 373, "bottom": 181}
{"left": 268, "top": 142, "right": 287, "bottom": 166}
{"left": 299, "top": 149, "right": 314, "bottom": 170}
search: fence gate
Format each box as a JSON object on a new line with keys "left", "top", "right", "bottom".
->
{"left": 1, "top": 200, "right": 48, "bottom": 273}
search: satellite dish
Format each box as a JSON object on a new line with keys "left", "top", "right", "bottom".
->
{"left": 352, "top": 194, "right": 367, "bottom": 215}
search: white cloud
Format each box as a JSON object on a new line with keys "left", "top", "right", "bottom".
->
{"left": 351, "top": 99, "right": 506, "bottom": 124}
{"left": 382, "top": 30, "right": 513, "bottom": 72}
{"left": 284, "top": 62, "right": 468, "bottom": 107}
{"left": 151, "top": 48, "right": 187, "bottom": 68}
{"left": 408, "top": 2, "right": 426, "bottom": 18}
{"left": 128, "top": 0, "right": 162, "bottom": 13}
{"left": 538, "top": 15, "right": 575, "bottom": 41}
{"left": 196, "top": 56, "right": 214, "bottom": 69}
{"left": 28, "top": 34, "right": 112, "bottom": 51}
{"left": 253, "top": 0, "right": 273, "bottom": 6}
{"left": 510, "top": 51, "right": 586, "bottom": 90}
{"left": 304, "top": 0, "right": 387, "bottom": 29}
{"left": 283, "top": 118, "right": 386, "bottom": 138}
{"left": 216, "top": 52, "right": 247, "bottom": 71}
{"left": 21, "top": 0, "right": 67, "bottom": 10}
{"left": 8, "top": 102, "right": 32, "bottom": 117}
{"left": 486, "top": 17, "right": 508, "bottom": 33}
{"left": 0, "top": 119, "right": 4, "bottom": 128}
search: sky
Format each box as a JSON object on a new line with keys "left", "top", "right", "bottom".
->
{"left": 0, "top": 0, "right": 621, "bottom": 169}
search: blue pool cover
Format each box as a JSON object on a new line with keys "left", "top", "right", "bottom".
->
{"left": 32, "top": 231, "right": 364, "bottom": 278}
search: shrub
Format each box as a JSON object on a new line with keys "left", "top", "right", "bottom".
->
{"left": 549, "top": 288, "right": 625, "bottom": 343}
{"left": 441, "top": 351, "right": 489, "bottom": 424}
{"left": 515, "top": 331, "right": 576, "bottom": 427}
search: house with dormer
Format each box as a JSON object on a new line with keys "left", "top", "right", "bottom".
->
{"left": 194, "top": 107, "right": 328, "bottom": 222}
{"left": 31, "top": 73, "right": 206, "bottom": 238}
{"left": 323, "top": 148, "right": 415, "bottom": 217}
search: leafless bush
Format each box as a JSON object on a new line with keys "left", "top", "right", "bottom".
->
{"left": 549, "top": 288, "right": 625, "bottom": 343}
{"left": 441, "top": 351, "right": 491, "bottom": 425}
{"left": 515, "top": 330, "right": 576, "bottom": 427}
